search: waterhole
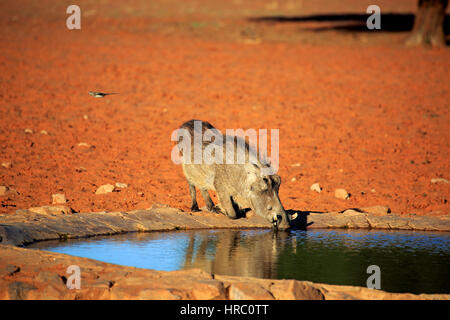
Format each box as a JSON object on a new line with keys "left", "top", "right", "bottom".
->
{"left": 28, "top": 229, "right": 450, "bottom": 294}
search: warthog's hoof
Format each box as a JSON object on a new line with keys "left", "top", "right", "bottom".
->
{"left": 208, "top": 206, "right": 221, "bottom": 214}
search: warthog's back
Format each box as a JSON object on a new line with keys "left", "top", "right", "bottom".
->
{"left": 178, "top": 120, "right": 260, "bottom": 191}
{"left": 179, "top": 120, "right": 217, "bottom": 190}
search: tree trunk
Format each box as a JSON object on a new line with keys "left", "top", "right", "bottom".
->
{"left": 406, "top": 0, "right": 448, "bottom": 47}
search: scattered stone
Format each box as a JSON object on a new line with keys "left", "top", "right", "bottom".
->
{"left": 115, "top": 182, "right": 128, "bottom": 189}
{"left": 24, "top": 128, "right": 33, "bottom": 134}
{"left": 77, "top": 142, "right": 91, "bottom": 147}
{"left": 0, "top": 186, "right": 18, "bottom": 197}
{"left": 431, "top": 178, "right": 449, "bottom": 184}
{"left": 371, "top": 189, "right": 376, "bottom": 193}
{"left": 242, "top": 38, "right": 262, "bottom": 45}
{"left": 335, "top": 188, "right": 350, "bottom": 200}
{"left": 338, "top": 168, "right": 344, "bottom": 173}
{"left": 137, "top": 192, "right": 144, "bottom": 197}
{"left": 360, "top": 205, "right": 391, "bottom": 215}
{"left": 83, "top": 115, "right": 89, "bottom": 120}
{"left": 0, "top": 186, "right": 7, "bottom": 196}
{"left": 291, "top": 163, "right": 301, "bottom": 167}
{"left": 75, "top": 167, "right": 87, "bottom": 173}
{"left": 40, "top": 130, "right": 48, "bottom": 135}
{"left": 1, "top": 162, "right": 12, "bottom": 169}
{"left": 310, "top": 183, "right": 322, "bottom": 193}
{"left": 52, "top": 193, "right": 67, "bottom": 204}
{"left": 95, "top": 184, "right": 115, "bottom": 195}
{"left": 291, "top": 177, "right": 296, "bottom": 182}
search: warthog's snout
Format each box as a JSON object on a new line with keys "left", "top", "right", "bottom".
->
{"left": 269, "top": 210, "right": 290, "bottom": 230}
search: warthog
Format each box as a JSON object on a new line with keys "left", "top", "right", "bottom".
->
{"left": 175, "top": 119, "right": 290, "bottom": 229}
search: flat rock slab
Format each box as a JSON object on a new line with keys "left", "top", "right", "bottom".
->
{"left": 302, "top": 210, "right": 450, "bottom": 232}
{"left": 1, "top": 207, "right": 449, "bottom": 247}
{"left": 0, "top": 207, "right": 273, "bottom": 247}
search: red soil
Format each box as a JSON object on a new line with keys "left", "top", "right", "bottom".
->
{"left": 0, "top": 1, "right": 449, "bottom": 216}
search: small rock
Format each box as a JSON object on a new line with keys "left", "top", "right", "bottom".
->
{"left": 342, "top": 209, "right": 362, "bottom": 216}
{"left": 291, "top": 163, "right": 301, "bottom": 167}
{"left": 0, "top": 186, "right": 18, "bottom": 196}
{"left": 371, "top": 189, "right": 376, "bottom": 193}
{"left": 1, "top": 162, "right": 12, "bottom": 169}
{"left": 95, "top": 184, "right": 115, "bottom": 195}
{"left": 75, "top": 167, "right": 87, "bottom": 173}
{"left": 115, "top": 182, "right": 128, "bottom": 188}
{"left": 0, "top": 186, "right": 8, "bottom": 196}
{"left": 335, "top": 188, "right": 350, "bottom": 200}
{"left": 137, "top": 192, "right": 144, "bottom": 197}
{"left": 24, "top": 128, "right": 33, "bottom": 134}
{"left": 338, "top": 168, "right": 344, "bottom": 173}
{"left": 83, "top": 115, "right": 89, "bottom": 120}
{"left": 291, "top": 177, "right": 296, "bottom": 182}
{"left": 40, "top": 130, "right": 48, "bottom": 135}
{"left": 52, "top": 193, "right": 67, "bottom": 204}
{"left": 310, "top": 183, "right": 322, "bottom": 193}
{"left": 431, "top": 178, "right": 449, "bottom": 184}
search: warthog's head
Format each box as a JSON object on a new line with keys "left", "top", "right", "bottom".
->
{"left": 246, "top": 164, "right": 290, "bottom": 230}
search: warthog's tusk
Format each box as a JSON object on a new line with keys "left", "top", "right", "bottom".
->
{"left": 291, "top": 212, "right": 298, "bottom": 220}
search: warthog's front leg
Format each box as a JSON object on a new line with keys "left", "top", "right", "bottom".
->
{"left": 188, "top": 182, "right": 200, "bottom": 212}
{"left": 200, "top": 189, "right": 217, "bottom": 213}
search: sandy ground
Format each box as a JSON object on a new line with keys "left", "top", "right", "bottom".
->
{"left": 0, "top": 0, "right": 449, "bottom": 216}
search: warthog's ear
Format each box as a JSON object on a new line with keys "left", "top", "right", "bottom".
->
{"left": 245, "top": 163, "right": 263, "bottom": 191}
{"left": 246, "top": 171, "right": 259, "bottom": 189}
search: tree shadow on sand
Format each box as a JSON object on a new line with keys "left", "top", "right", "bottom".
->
{"left": 248, "top": 13, "right": 450, "bottom": 35}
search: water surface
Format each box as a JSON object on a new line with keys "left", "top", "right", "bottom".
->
{"left": 28, "top": 229, "right": 450, "bottom": 294}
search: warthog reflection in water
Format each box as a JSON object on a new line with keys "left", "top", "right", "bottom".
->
{"left": 181, "top": 230, "right": 294, "bottom": 279}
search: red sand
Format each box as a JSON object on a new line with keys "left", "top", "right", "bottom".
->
{"left": 0, "top": 1, "right": 449, "bottom": 216}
